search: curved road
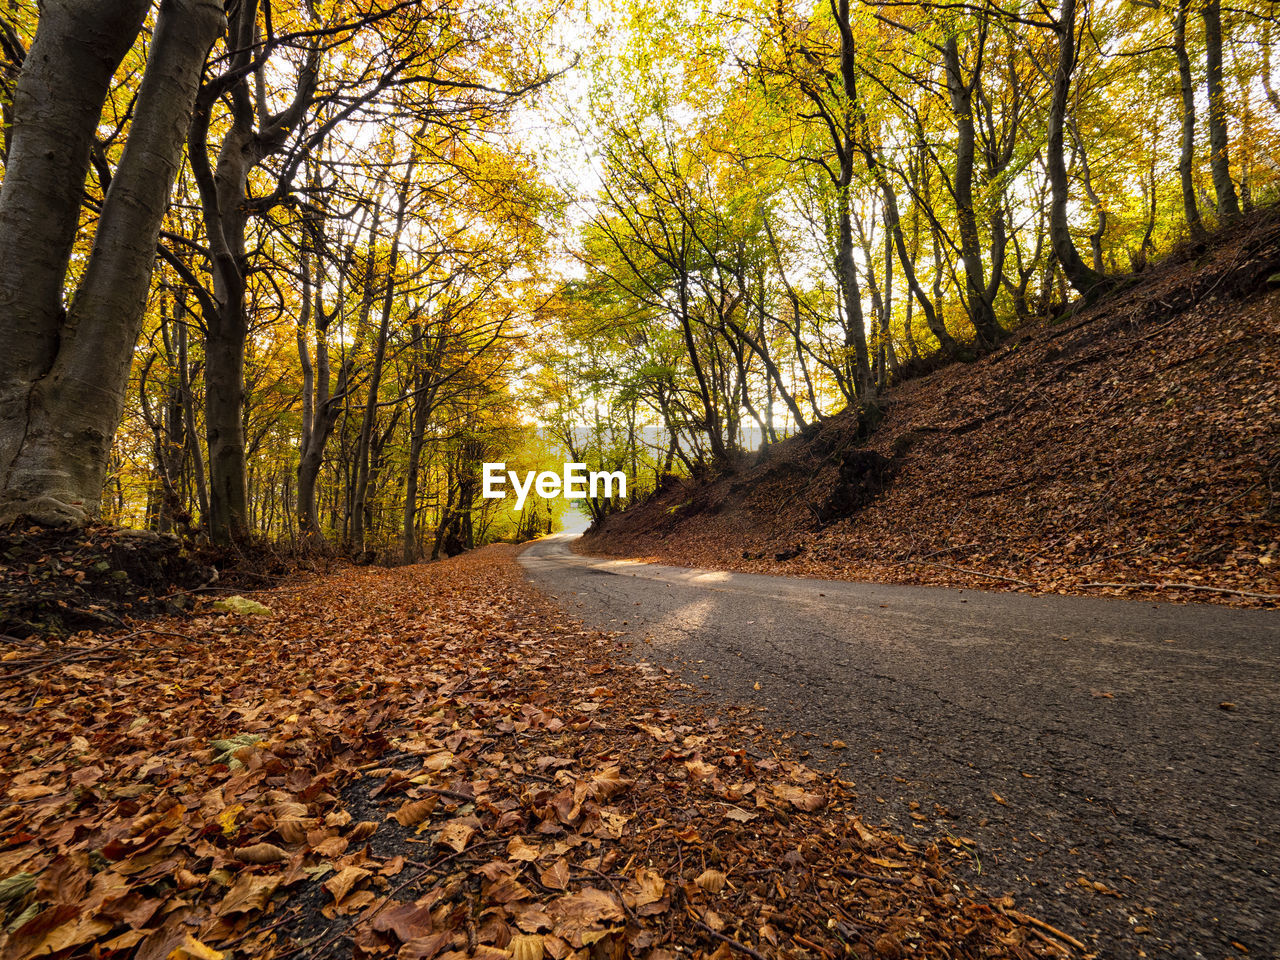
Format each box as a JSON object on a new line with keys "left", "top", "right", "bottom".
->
{"left": 520, "top": 533, "right": 1280, "bottom": 958}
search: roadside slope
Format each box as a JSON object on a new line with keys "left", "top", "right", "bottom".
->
{"left": 583, "top": 214, "right": 1280, "bottom": 605}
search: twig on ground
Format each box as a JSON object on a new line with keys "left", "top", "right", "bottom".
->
{"left": 835, "top": 867, "right": 908, "bottom": 886}
{"left": 904, "top": 561, "right": 1034, "bottom": 586}
{"left": 1, "top": 630, "right": 192, "bottom": 681}
{"left": 691, "top": 918, "right": 770, "bottom": 960}
{"left": 1006, "top": 910, "right": 1087, "bottom": 951}
{"left": 1080, "top": 581, "right": 1280, "bottom": 601}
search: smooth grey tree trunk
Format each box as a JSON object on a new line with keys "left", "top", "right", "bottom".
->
{"left": 0, "top": 0, "right": 224, "bottom": 525}
{"left": 0, "top": 0, "right": 150, "bottom": 511}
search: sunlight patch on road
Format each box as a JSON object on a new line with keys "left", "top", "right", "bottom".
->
{"left": 643, "top": 597, "right": 717, "bottom": 648}
{"left": 684, "top": 571, "right": 733, "bottom": 584}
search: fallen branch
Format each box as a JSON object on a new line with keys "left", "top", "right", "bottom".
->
{"left": 835, "top": 867, "right": 907, "bottom": 886}
{"left": 1006, "top": 910, "right": 1087, "bottom": 952}
{"left": 1, "top": 630, "right": 191, "bottom": 681}
{"left": 411, "top": 784, "right": 477, "bottom": 803}
{"left": 692, "top": 919, "right": 769, "bottom": 960}
{"left": 676, "top": 880, "right": 770, "bottom": 960}
{"left": 895, "top": 542, "right": 983, "bottom": 564}
{"left": 1081, "top": 581, "right": 1280, "bottom": 601}
{"left": 905, "top": 561, "right": 1034, "bottom": 587}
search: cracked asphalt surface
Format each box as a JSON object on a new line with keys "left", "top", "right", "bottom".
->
{"left": 519, "top": 533, "right": 1280, "bottom": 958}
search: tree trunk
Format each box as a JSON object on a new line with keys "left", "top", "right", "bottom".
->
{"left": 205, "top": 308, "right": 249, "bottom": 541}
{"left": 1173, "top": 0, "right": 1204, "bottom": 237}
{"left": 833, "top": 0, "right": 875, "bottom": 401}
{"left": 0, "top": 0, "right": 150, "bottom": 490}
{"left": 189, "top": 1, "right": 317, "bottom": 543}
{"left": 836, "top": 188, "right": 875, "bottom": 401}
{"left": 296, "top": 249, "right": 321, "bottom": 539}
{"left": 352, "top": 231, "right": 405, "bottom": 552}
{"left": 882, "top": 207, "right": 898, "bottom": 378}
{"left": 1067, "top": 117, "right": 1106, "bottom": 272}
{"left": 943, "top": 35, "right": 1002, "bottom": 348}
{"left": 1201, "top": 0, "right": 1240, "bottom": 219}
{"left": 878, "top": 165, "right": 953, "bottom": 353}
{"left": 675, "top": 275, "right": 728, "bottom": 465}
{"left": 402, "top": 325, "right": 443, "bottom": 564}
{"left": 401, "top": 386, "right": 433, "bottom": 564}
{"left": 175, "top": 299, "right": 210, "bottom": 529}
{"left": 296, "top": 205, "right": 377, "bottom": 542}
{"left": 0, "top": 0, "right": 224, "bottom": 525}
{"left": 1047, "top": 0, "right": 1108, "bottom": 298}
{"left": 144, "top": 309, "right": 187, "bottom": 533}
{"left": 1262, "top": 26, "right": 1280, "bottom": 114}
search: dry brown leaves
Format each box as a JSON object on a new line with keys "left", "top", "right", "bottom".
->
{"left": 0, "top": 546, "right": 1060, "bottom": 959}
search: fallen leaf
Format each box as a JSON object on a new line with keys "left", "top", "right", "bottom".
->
{"left": 694, "top": 869, "right": 726, "bottom": 893}
{"left": 772, "top": 783, "right": 825, "bottom": 811}
{"left": 322, "top": 865, "right": 371, "bottom": 905}
{"left": 539, "top": 858, "right": 570, "bottom": 891}
{"left": 234, "top": 842, "right": 289, "bottom": 864}
{"left": 216, "top": 874, "right": 281, "bottom": 917}
{"left": 171, "top": 934, "right": 225, "bottom": 960}
{"left": 437, "top": 819, "right": 474, "bottom": 853}
{"left": 508, "top": 836, "right": 542, "bottom": 862}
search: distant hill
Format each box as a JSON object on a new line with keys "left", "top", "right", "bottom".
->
{"left": 581, "top": 212, "right": 1280, "bottom": 607}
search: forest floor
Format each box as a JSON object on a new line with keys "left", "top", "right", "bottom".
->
{"left": 0, "top": 546, "right": 1071, "bottom": 960}
{"left": 582, "top": 213, "right": 1280, "bottom": 608}
{"left": 0, "top": 524, "right": 215, "bottom": 638}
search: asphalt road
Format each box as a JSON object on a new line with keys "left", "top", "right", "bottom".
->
{"left": 519, "top": 533, "right": 1280, "bottom": 959}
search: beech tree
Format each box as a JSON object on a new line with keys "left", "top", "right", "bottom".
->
{"left": 1200, "top": 0, "right": 1240, "bottom": 219}
{"left": 1046, "top": 0, "right": 1109, "bottom": 297}
{"left": 0, "top": 0, "right": 222, "bottom": 525}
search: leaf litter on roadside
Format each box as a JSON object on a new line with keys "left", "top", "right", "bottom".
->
{"left": 0, "top": 546, "right": 1065, "bottom": 959}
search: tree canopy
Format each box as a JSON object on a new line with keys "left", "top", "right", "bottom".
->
{"left": 0, "top": 0, "right": 1275, "bottom": 553}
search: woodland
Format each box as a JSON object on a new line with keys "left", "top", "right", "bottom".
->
{"left": 0, "top": 0, "right": 1278, "bottom": 958}
{"left": 0, "top": 0, "right": 1276, "bottom": 558}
